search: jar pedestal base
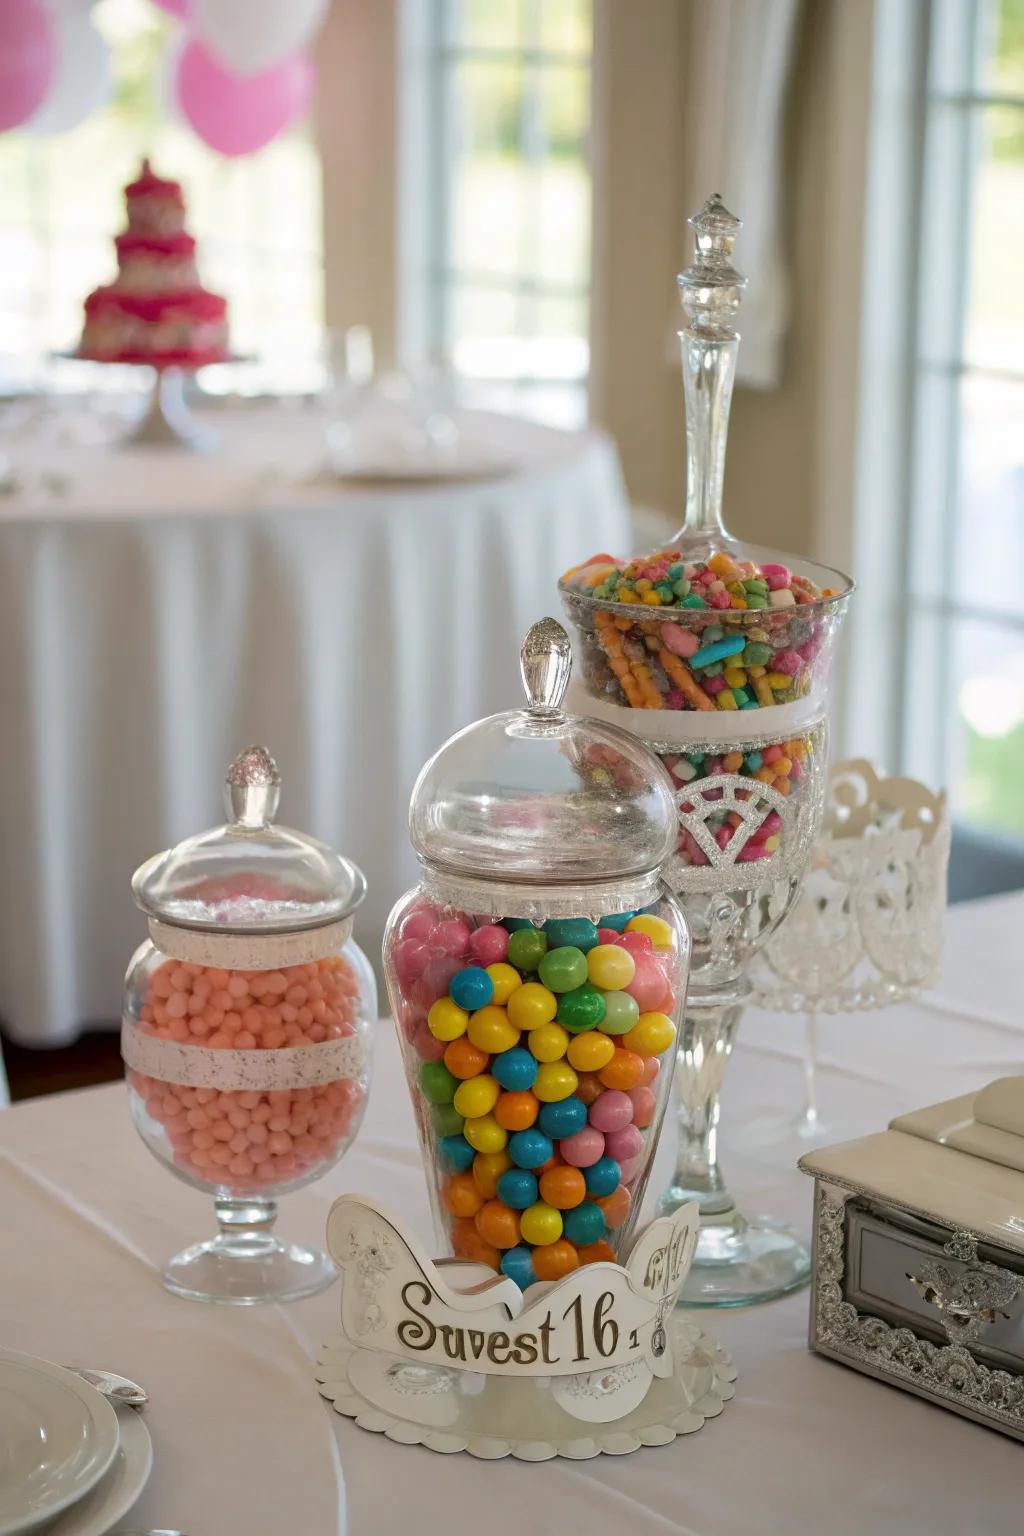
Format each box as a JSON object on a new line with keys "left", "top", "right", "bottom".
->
{"left": 660, "top": 1189, "right": 810, "bottom": 1307}
{"left": 164, "top": 1226, "right": 336, "bottom": 1306}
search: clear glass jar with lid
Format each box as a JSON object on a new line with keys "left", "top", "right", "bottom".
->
{"left": 122, "top": 745, "right": 376, "bottom": 1305}
{"left": 383, "top": 619, "right": 691, "bottom": 1293}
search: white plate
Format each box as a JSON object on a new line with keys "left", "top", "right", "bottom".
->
{"left": 0, "top": 1351, "right": 120, "bottom": 1536}
{"left": 48, "top": 1408, "right": 153, "bottom": 1536}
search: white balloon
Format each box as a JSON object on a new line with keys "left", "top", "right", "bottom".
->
{"left": 29, "top": 0, "right": 112, "bottom": 136}
{"left": 194, "top": 0, "right": 329, "bottom": 77}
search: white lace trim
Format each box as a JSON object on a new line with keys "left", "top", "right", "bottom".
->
{"left": 121, "top": 1019, "right": 370, "bottom": 1089}
{"left": 146, "top": 915, "right": 354, "bottom": 968}
{"left": 418, "top": 868, "right": 663, "bottom": 922}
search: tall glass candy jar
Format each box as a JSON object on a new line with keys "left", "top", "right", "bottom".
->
{"left": 123, "top": 746, "right": 376, "bottom": 1304}
{"left": 558, "top": 197, "right": 854, "bottom": 1305}
{"left": 384, "top": 619, "right": 692, "bottom": 1292}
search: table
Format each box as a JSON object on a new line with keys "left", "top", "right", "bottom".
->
{"left": 0, "top": 405, "right": 629, "bottom": 1046}
{"left": 1, "top": 892, "right": 1021, "bottom": 1534}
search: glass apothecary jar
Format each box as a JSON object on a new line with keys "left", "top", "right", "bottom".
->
{"left": 383, "top": 619, "right": 691, "bottom": 1292}
{"left": 122, "top": 746, "right": 376, "bottom": 1305}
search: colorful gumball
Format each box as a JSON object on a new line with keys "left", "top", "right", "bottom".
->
{"left": 419, "top": 1061, "right": 458, "bottom": 1104}
{"left": 563, "top": 1200, "right": 606, "bottom": 1246}
{"left": 497, "top": 1167, "right": 538, "bottom": 1209}
{"left": 463, "top": 1113, "right": 507, "bottom": 1153}
{"left": 574, "top": 1070, "right": 606, "bottom": 1106}
{"left": 432, "top": 1103, "right": 464, "bottom": 1138}
{"left": 588, "top": 1088, "right": 633, "bottom": 1133}
{"left": 597, "top": 911, "right": 634, "bottom": 932}
{"left": 559, "top": 1126, "right": 605, "bottom": 1168}
{"left": 629, "top": 1085, "right": 657, "bottom": 1127}
{"left": 506, "top": 927, "right": 548, "bottom": 973}
{"left": 625, "top": 913, "right": 675, "bottom": 948}
{"left": 494, "top": 1089, "right": 539, "bottom": 1131}
{"left": 469, "top": 924, "right": 510, "bottom": 966}
{"left": 624, "top": 953, "right": 667, "bottom": 1013}
{"left": 604, "top": 1123, "right": 643, "bottom": 1164}
{"left": 491, "top": 1046, "right": 538, "bottom": 1091}
{"left": 556, "top": 983, "right": 606, "bottom": 1033}
{"left": 583, "top": 1155, "right": 620, "bottom": 1197}
{"left": 543, "top": 917, "right": 599, "bottom": 952}
{"left": 640, "top": 1055, "right": 661, "bottom": 1087}
{"left": 539, "top": 1164, "right": 586, "bottom": 1209}
{"left": 439, "top": 1133, "right": 475, "bottom": 1171}
{"left": 508, "top": 1127, "right": 553, "bottom": 1169}
{"left": 587, "top": 944, "right": 636, "bottom": 991}
{"left": 537, "top": 1095, "right": 587, "bottom": 1139}
{"left": 577, "top": 1239, "right": 617, "bottom": 1265}
{"left": 485, "top": 962, "right": 521, "bottom": 1005}
{"left": 467, "top": 1005, "right": 520, "bottom": 1054}
{"left": 508, "top": 982, "right": 558, "bottom": 1032}
{"left": 527, "top": 1023, "right": 570, "bottom": 1062}
{"left": 534, "top": 1061, "right": 578, "bottom": 1102}
{"left": 598, "top": 990, "right": 640, "bottom": 1036}
{"left": 473, "top": 1149, "right": 512, "bottom": 1198}
{"left": 538, "top": 945, "right": 588, "bottom": 994}
{"left": 531, "top": 1238, "right": 580, "bottom": 1280}
{"left": 476, "top": 1199, "right": 520, "bottom": 1249}
{"left": 622, "top": 1011, "right": 676, "bottom": 1057}
{"left": 619, "top": 930, "right": 653, "bottom": 955}
{"left": 501, "top": 1245, "right": 536, "bottom": 1290}
{"left": 566, "top": 1030, "right": 615, "bottom": 1073}
{"left": 453, "top": 1074, "right": 500, "bottom": 1119}
{"left": 444, "top": 1172, "right": 483, "bottom": 1217}
{"left": 450, "top": 965, "right": 495, "bottom": 1012}
{"left": 599, "top": 1049, "right": 644, "bottom": 1091}
{"left": 444, "top": 1036, "right": 489, "bottom": 1080}
{"left": 596, "top": 1184, "right": 631, "bottom": 1229}
{"left": 519, "top": 1201, "right": 563, "bottom": 1246}
{"left": 427, "top": 996, "right": 468, "bottom": 1042}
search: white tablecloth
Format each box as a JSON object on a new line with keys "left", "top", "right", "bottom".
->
{"left": 1, "top": 892, "right": 1021, "bottom": 1536}
{"left": 0, "top": 406, "right": 629, "bottom": 1045}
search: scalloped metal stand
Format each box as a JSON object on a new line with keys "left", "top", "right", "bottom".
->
{"left": 317, "top": 1315, "right": 735, "bottom": 1460}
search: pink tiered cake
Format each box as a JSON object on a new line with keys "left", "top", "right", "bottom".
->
{"left": 80, "top": 161, "right": 228, "bottom": 368}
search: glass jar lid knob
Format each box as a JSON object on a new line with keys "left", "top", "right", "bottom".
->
{"left": 520, "top": 618, "right": 572, "bottom": 719}
{"left": 225, "top": 745, "right": 282, "bottom": 828}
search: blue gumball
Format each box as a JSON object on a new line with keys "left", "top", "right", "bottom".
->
{"left": 449, "top": 965, "right": 494, "bottom": 1012}
{"left": 537, "top": 1096, "right": 587, "bottom": 1140}
{"left": 502, "top": 918, "right": 534, "bottom": 932}
{"left": 497, "top": 1168, "right": 538, "bottom": 1210}
{"left": 543, "top": 917, "right": 600, "bottom": 953}
{"left": 492, "top": 1046, "right": 538, "bottom": 1092}
{"left": 439, "top": 1133, "right": 475, "bottom": 1172}
{"left": 501, "top": 1245, "right": 536, "bottom": 1291}
{"left": 583, "top": 1155, "right": 620, "bottom": 1197}
{"left": 597, "top": 911, "right": 635, "bottom": 932}
{"left": 563, "top": 1201, "right": 607, "bottom": 1246}
{"left": 508, "top": 1127, "right": 553, "bottom": 1170}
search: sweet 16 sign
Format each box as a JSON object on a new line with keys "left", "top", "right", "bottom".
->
{"left": 325, "top": 1195, "right": 700, "bottom": 1418}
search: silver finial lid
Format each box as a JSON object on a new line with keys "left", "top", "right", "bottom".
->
{"left": 678, "top": 194, "right": 747, "bottom": 342}
{"left": 520, "top": 618, "right": 572, "bottom": 717}
{"left": 132, "top": 747, "right": 366, "bottom": 934}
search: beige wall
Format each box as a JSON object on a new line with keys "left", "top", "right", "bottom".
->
{"left": 590, "top": 0, "right": 874, "bottom": 575}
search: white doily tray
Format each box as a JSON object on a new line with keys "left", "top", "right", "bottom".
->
{"left": 315, "top": 1195, "right": 736, "bottom": 1459}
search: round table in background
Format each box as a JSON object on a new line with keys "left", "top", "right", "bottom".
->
{"left": 0, "top": 404, "right": 630, "bottom": 1047}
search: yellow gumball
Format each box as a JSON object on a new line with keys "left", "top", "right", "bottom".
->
{"left": 623, "top": 1011, "right": 676, "bottom": 1056}
{"left": 473, "top": 1149, "right": 512, "bottom": 1198}
{"left": 507, "top": 982, "right": 558, "bottom": 1031}
{"left": 463, "top": 1114, "right": 508, "bottom": 1154}
{"left": 486, "top": 963, "right": 522, "bottom": 1006}
{"left": 520, "top": 1201, "right": 563, "bottom": 1246}
{"left": 534, "top": 1061, "right": 578, "bottom": 1103}
{"left": 528, "top": 1023, "right": 570, "bottom": 1063}
{"left": 427, "top": 997, "right": 469, "bottom": 1042}
{"left": 586, "top": 944, "right": 636, "bottom": 991}
{"left": 453, "top": 1074, "right": 500, "bottom": 1120}
{"left": 467, "top": 1005, "right": 520, "bottom": 1055}
{"left": 567, "top": 1031, "right": 616, "bottom": 1074}
{"left": 626, "top": 914, "right": 675, "bottom": 949}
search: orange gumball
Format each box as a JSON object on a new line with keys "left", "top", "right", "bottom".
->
{"left": 596, "top": 1185, "right": 631, "bottom": 1229}
{"left": 444, "top": 1172, "right": 484, "bottom": 1218}
{"left": 450, "top": 1216, "right": 480, "bottom": 1257}
{"left": 473, "top": 1149, "right": 512, "bottom": 1198}
{"left": 575, "top": 1071, "right": 605, "bottom": 1107}
{"left": 444, "top": 1037, "right": 490, "bottom": 1080}
{"left": 599, "top": 1049, "right": 645, "bottom": 1091}
{"left": 475, "top": 1199, "right": 521, "bottom": 1249}
{"left": 539, "top": 1165, "right": 586, "bottom": 1210}
{"left": 494, "top": 1090, "right": 539, "bottom": 1132}
{"left": 578, "top": 1239, "right": 617, "bottom": 1265}
{"left": 531, "top": 1239, "right": 580, "bottom": 1281}
{"left": 463, "top": 1232, "right": 502, "bottom": 1270}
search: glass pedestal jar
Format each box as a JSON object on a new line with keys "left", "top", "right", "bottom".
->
{"left": 123, "top": 746, "right": 376, "bottom": 1304}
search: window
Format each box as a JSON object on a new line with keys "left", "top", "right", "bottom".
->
{"left": 903, "top": 0, "right": 1024, "bottom": 837}
{"left": 0, "top": 0, "right": 322, "bottom": 389}
{"left": 418, "top": 0, "right": 593, "bottom": 427}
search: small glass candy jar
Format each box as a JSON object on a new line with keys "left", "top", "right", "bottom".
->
{"left": 383, "top": 619, "right": 691, "bottom": 1292}
{"left": 122, "top": 746, "right": 376, "bottom": 1304}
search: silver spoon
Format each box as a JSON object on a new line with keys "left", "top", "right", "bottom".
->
{"left": 66, "top": 1365, "right": 149, "bottom": 1408}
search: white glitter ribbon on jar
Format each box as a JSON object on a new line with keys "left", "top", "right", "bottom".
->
{"left": 121, "top": 1019, "right": 370, "bottom": 1090}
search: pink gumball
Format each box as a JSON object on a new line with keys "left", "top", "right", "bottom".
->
{"left": 588, "top": 1089, "right": 633, "bottom": 1134}
{"left": 620, "top": 930, "right": 653, "bottom": 955}
{"left": 629, "top": 1085, "right": 657, "bottom": 1128}
{"left": 394, "top": 938, "right": 429, "bottom": 987}
{"left": 400, "top": 909, "right": 437, "bottom": 944}
{"left": 412, "top": 1020, "right": 447, "bottom": 1062}
{"left": 468, "top": 924, "right": 509, "bottom": 966}
{"left": 421, "top": 954, "right": 460, "bottom": 1001}
{"left": 0, "top": 0, "right": 55, "bottom": 131}
{"left": 175, "top": 40, "right": 314, "bottom": 157}
{"left": 434, "top": 918, "right": 471, "bottom": 957}
{"left": 597, "top": 927, "right": 621, "bottom": 945}
{"left": 640, "top": 1055, "right": 661, "bottom": 1087}
{"left": 625, "top": 953, "right": 666, "bottom": 1013}
{"left": 559, "top": 1126, "right": 605, "bottom": 1168}
{"left": 617, "top": 1154, "right": 643, "bottom": 1185}
{"left": 604, "top": 1124, "right": 643, "bottom": 1163}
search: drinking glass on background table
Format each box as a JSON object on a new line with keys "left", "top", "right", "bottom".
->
{"left": 320, "top": 324, "right": 375, "bottom": 469}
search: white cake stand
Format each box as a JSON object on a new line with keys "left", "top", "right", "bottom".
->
{"left": 57, "top": 354, "right": 251, "bottom": 452}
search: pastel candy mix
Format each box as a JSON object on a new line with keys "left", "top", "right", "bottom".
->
{"left": 127, "top": 954, "right": 365, "bottom": 1193}
{"left": 562, "top": 549, "right": 834, "bottom": 714}
{"left": 663, "top": 732, "right": 819, "bottom": 866}
{"left": 393, "top": 903, "right": 677, "bottom": 1288}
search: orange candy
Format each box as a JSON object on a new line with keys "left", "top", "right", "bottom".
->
{"left": 599, "top": 1049, "right": 645, "bottom": 1091}
{"left": 472, "top": 1149, "right": 512, "bottom": 1198}
{"left": 444, "top": 1037, "right": 489, "bottom": 1080}
{"left": 596, "top": 1185, "right": 631, "bottom": 1230}
{"left": 494, "top": 1089, "right": 539, "bottom": 1131}
{"left": 578, "top": 1239, "right": 617, "bottom": 1265}
{"left": 475, "top": 1199, "right": 521, "bottom": 1249}
{"left": 444, "top": 1172, "right": 483, "bottom": 1218}
{"left": 575, "top": 1071, "right": 605, "bottom": 1107}
{"left": 539, "top": 1165, "right": 586, "bottom": 1210}
{"left": 532, "top": 1239, "right": 580, "bottom": 1281}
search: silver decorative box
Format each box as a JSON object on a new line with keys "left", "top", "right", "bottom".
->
{"left": 800, "top": 1076, "right": 1024, "bottom": 1441}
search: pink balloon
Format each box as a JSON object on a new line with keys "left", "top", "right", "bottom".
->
{"left": 175, "top": 40, "right": 314, "bottom": 157}
{"left": 151, "top": 0, "right": 192, "bottom": 16}
{"left": 0, "top": 0, "right": 55, "bottom": 131}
